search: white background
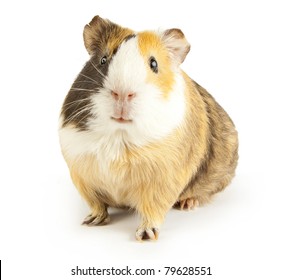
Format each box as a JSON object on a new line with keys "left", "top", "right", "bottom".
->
{"left": 0, "top": 0, "right": 281, "bottom": 279}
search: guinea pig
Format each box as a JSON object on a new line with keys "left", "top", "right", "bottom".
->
{"left": 59, "top": 15, "right": 238, "bottom": 241}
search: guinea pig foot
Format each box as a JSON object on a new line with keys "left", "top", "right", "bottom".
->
{"left": 135, "top": 227, "right": 159, "bottom": 241}
{"left": 82, "top": 212, "right": 110, "bottom": 226}
{"left": 174, "top": 197, "right": 199, "bottom": 211}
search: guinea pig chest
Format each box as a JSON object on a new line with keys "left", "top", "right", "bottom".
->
{"left": 59, "top": 16, "right": 238, "bottom": 241}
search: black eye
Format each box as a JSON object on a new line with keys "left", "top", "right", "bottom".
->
{"left": 100, "top": 56, "right": 107, "bottom": 65}
{"left": 149, "top": 57, "right": 158, "bottom": 73}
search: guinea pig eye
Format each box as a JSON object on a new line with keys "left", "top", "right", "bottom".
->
{"left": 100, "top": 56, "right": 107, "bottom": 65}
{"left": 149, "top": 57, "right": 158, "bottom": 73}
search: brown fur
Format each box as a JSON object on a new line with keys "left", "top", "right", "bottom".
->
{"left": 83, "top": 16, "right": 134, "bottom": 56}
{"left": 61, "top": 16, "right": 238, "bottom": 240}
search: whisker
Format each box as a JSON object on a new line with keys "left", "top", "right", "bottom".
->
{"left": 69, "top": 88, "right": 95, "bottom": 92}
{"left": 89, "top": 60, "right": 106, "bottom": 79}
{"left": 74, "top": 110, "right": 94, "bottom": 128}
{"left": 78, "top": 73, "right": 99, "bottom": 83}
{"left": 63, "top": 98, "right": 91, "bottom": 108}
{"left": 74, "top": 78, "right": 101, "bottom": 87}
{"left": 64, "top": 104, "right": 93, "bottom": 124}
{"left": 73, "top": 80, "right": 97, "bottom": 85}
{"left": 65, "top": 100, "right": 91, "bottom": 114}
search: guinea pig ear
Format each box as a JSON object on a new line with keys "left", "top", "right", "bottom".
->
{"left": 83, "top": 15, "right": 109, "bottom": 55}
{"left": 161, "top": 29, "right": 190, "bottom": 65}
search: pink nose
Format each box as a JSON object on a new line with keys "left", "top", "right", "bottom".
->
{"left": 111, "top": 91, "right": 136, "bottom": 101}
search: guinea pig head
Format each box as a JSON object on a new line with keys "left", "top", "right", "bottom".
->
{"left": 63, "top": 16, "right": 190, "bottom": 146}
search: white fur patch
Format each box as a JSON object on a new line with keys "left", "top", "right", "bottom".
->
{"left": 59, "top": 36, "right": 187, "bottom": 174}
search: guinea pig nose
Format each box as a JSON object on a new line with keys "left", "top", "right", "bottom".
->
{"left": 111, "top": 91, "right": 136, "bottom": 101}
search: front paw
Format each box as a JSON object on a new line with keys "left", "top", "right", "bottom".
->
{"left": 82, "top": 211, "right": 109, "bottom": 226}
{"left": 135, "top": 227, "right": 159, "bottom": 241}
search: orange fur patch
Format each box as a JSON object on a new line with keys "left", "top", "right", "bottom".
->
{"left": 138, "top": 31, "right": 175, "bottom": 99}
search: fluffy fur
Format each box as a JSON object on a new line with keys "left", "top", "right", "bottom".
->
{"left": 59, "top": 16, "right": 238, "bottom": 241}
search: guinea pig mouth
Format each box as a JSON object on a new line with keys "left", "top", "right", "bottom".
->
{"left": 111, "top": 117, "right": 133, "bottom": 123}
